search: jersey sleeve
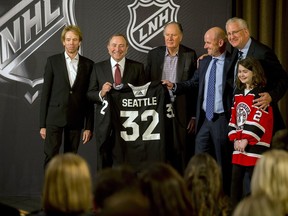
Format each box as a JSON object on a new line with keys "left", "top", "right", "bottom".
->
{"left": 242, "top": 105, "right": 273, "bottom": 145}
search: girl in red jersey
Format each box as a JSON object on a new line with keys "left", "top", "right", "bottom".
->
{"left": 228, "top": 57, "right": 273, "bottom": 208}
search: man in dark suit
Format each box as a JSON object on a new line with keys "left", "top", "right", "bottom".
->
{"left": 145, "top": 22, "right": 197, "bottom": 174}
{"left": 226, "top": 17, "right": 288, "bottom": 133}
{"left": 163, "top": 27, "right": 234, "bottom": 194}
{"left": 87, "top": 33, "right": 146, "bottom": 170}
{"left": 40, "top": 25, "right": 94, "bottom": 168}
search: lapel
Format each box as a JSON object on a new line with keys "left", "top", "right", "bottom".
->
{"left": 176, "top": 45, "right": 184, "bottom": 81}
{"left": 122, "top": 58, "right": 129, "bottom": 82}
{"left": 158, "top": 47, "right": 166, "bottom": 79}
{"left": 247, "top": 38, "right": 256, "bottom": 56}
{"left": 104, "top": 59, "right": 114, "bottom": 83}
{"left": 61, "top": 53, "right": 71, "bottom": 87}
{"left": 223, "top": 52, "right": 232, "bottom": 79}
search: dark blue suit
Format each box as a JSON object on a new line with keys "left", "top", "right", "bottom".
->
{"left": 176, "top": 52, "right": 234, "bottom": 194}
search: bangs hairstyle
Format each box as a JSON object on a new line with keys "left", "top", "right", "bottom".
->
{"left": 61, "top": 25, "right": 83, "bottom": 42}
{"left": 236, "top": 57, "right": 266, "bottom": 90}
{"left": 42, "top": 153, "right": 92, "bottom": 214}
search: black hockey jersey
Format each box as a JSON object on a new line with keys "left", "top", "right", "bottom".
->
{"left": 99, "top": 81, "right": 175, "bottom": 172}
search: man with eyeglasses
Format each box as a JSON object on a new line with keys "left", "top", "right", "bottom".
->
{"left": 226, "top": 17, "right": 288, "bottom": 134}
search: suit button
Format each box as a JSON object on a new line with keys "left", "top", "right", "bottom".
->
{"left": 69, "top": 91, "right": 73, "bottom": 94}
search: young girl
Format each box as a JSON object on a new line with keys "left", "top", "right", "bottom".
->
{"left": 228, "top": 57, "right": 273, "bottom": 208}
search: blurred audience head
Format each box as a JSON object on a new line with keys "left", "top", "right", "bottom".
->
{"left": 42, "top": 153, "right": 92, "bottom": 214}
{"left": 139, "top": 162, "right": 193, "bottom": 216}
{"left": 232, "top": 194, "right": 283, "bottom": 216}
{"left": 93, "top": 165, "right": 140, "bottom": 213}
{"left": 271, "top": 129, "right": 288, "bottom": 151}
{"left": 251, "top": 149, "right": 288, "bottom": 215}
{"left": 184, "top": 153, "right": 231, "bottom": 216}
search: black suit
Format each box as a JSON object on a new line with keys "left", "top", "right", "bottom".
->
{"left": 145, "top": 45, "right": 197, "bottom": 173}
{"left": 231, "top": 38, "right": 288, "bottom": 132}
{"left": 176, "top": 53, "right": 234, "bottom": 194}
{"left": 40, "top": 52, "right": 94, "bottom": 167}
{"left": 87, "top": 58, "right": 146, "bottom": 170}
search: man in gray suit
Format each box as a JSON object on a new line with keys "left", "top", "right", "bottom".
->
{"left": 40, "top": 25, "right": 94, "bottom": 168}
{"left": 87, "top": 33, "right": 146, "bottom": 170}
{"left": 145, "top": 22, "right": 197, "bottom": 173}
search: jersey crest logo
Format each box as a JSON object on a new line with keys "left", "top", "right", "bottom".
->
{"left": 127, "top": 0, "right": 180, "bottom": 53}
{"left": 0, "top": 0, "right": 77, "bottom": 103}
{"left": 236, "top": 102, "right": 251, "bottom": 129}
{"left": 129, "top": 82, "right": 150, "bottom": 97}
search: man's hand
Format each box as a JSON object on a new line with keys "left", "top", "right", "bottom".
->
{"left": 197, "top": 54, "right": 208, "bottom": 68}
{"left": 82, "top": 130, "right": 92, "bottom": 144}
{"left": 162, "top": 80, "right": 174, "bottom": 90}
{"left": 187, "top": 118, "right": 196, "bottom": 134}
{"left": 100, "top": 82, "right": 113, "bottom": 97}
{"left": 40, "top": 128, "right": 46, "bottom": 139}
{"left": 253, "top": 92, "right": 272, "bottom": 110}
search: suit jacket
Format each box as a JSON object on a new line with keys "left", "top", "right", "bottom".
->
{"left": 231, "top": 38, "right": 288, "bottom": 131}
{"left": 145, "top": 45, "right": 197, "bottom": 151}
{"left": 176, "top": 52, "right": 234, "bottom": 132}
{"left": 87, "top": 58, "right": 146, "bottom": 104}
{"left": 40, "top": 53, "right": 94, "bottom": 130}
{"left": 87, "top": 57, "right": 146, "bottom": 169}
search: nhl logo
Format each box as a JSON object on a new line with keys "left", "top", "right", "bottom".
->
{"left": 0, "top": 0, "right": 77, "bottom": 103}
{"left": 127, "top": 0, "right": 180, "bottom": 53}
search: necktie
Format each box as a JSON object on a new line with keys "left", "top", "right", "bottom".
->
{"left": 238, "top": 50, "right": 243, "bottom": 60}
{"left": 206, "top": 58, "right": 218, "bottom": 121}
{"left": 115, "top": 63, "right": 121, "bottom": 85}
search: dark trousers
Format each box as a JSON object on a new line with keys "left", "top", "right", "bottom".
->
{"left": 195, "top": 114, "right": 232, "bottom": 195}
{"left": 44, "top": 125, "right": 81, "bottom": 168}
{"left": 230, "top": 164, "right": 254, "bottom": 209}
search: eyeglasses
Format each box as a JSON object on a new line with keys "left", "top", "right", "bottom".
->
{"left": 227, "top": 29, "right": 244, "bottom": 36}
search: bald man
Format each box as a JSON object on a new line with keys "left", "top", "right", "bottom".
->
{"left": 163, "top": 27, "right": 234, "bottom": 195}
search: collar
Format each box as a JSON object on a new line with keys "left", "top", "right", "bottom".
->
{"left": 165, "top": 47, "right": 179, "bottom": 57}
{"left": 64, "top": 51, "right": 79, "bottom": 61}
{"left": 110, "top": 57, "right": 126, "bottom": 68}
{"left": 212, "top": 51, "right": 226, "bottom": 61}
{"left": 239, "top": 38, "right": 252, "bottom": 57}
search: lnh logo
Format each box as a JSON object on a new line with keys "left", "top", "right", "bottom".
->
{"left": 127, "top": 0, "right": 180, "bottom": 53}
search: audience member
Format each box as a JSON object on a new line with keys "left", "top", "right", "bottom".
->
{"left": 0, "top": 202, "right": 20, "bottom": 216}
{"left": 87, "top": 33, "right": 146, "bottom": 170}
{"left": 39, "top": 25, "right": 94, "bottom": 168}
{"left": 184, "top": 153, "right": 232, "bottom": 216}
{"left": 228, "top": 57, "right": 273, "bottom": 208}
{"left": 271, "top": 129, "right": 288, "bottom": 151}
{"left": 29, "top": 153, "right": 93, "bottom": 216}
{"left": 225, "top": 17, "right": 288, "bottom": 134}
{"left": 251, "top": 149, "right": 288, "bottom": 215}
{"left": 232, "top": 194, "right": 283, "bottom": 216}
{"left": 145, "top": 21, "right": 198, "bottom": 173}
{"left": 163, "top": 27, "right": 234, "bottom": 194}
{"left": 139, "top": 162, "right": 193, "bottom": 216}
{"left": 99, "top": 191, "right": 150, "bottom": 216}
{"left": 92, "top": 165, "right": 141, "bottom": 214}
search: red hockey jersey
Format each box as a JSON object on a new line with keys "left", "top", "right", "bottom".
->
{"left": 228, "top": 87, "right": 273, "bottom": 166}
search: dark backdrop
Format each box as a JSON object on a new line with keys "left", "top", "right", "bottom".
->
{"left": 0, "top": 0, "right": 231, "bottom": 196}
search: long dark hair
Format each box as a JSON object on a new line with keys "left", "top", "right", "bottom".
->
{"left": 236, "top": 57, "right": 266, "bottom": 90}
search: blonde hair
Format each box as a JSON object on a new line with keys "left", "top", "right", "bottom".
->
{"left": 42, "top": 153, "right": 92, "bottom": 214}
{"left": 61, "top": 25, "right": 83, "bottom": 42}
{"left": 251, "top": 149, "right": 288, "bottom": 214}
{"left": 233, "top": 194, "right": 283, "bottom": 216}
